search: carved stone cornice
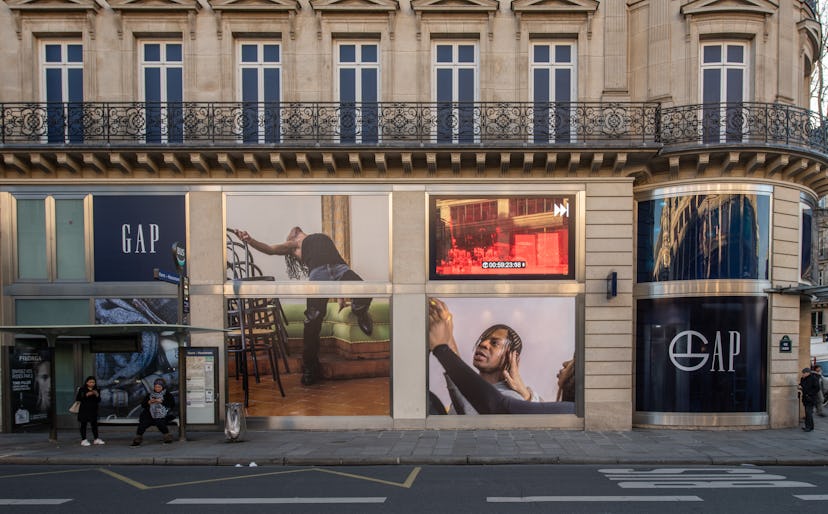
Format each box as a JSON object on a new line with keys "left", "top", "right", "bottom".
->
{"left": 4, "top": 0, "right": 98, "bottom": 12}
{"left": 108, "top": 0, "right": 201, "bottom": 13}
{"left": 210, "top": 0, "right": 300, "bottom": 12}
{"left": 511, "top": 0, "right": 598, "bottom": 15}
{"left": 310, "top": 0, "right": 398, "bottom": 12}
{"left": 680, "top": 0, "right": 778, "bottom": 17}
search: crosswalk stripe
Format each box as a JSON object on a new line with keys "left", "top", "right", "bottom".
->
{"left": 168, "top": 497, "right": 386, "bottom": 504}
{"left": 795, "top": 495, "right": 828, "bottom": 500}
{"left": 0, "top": 499, "right": 72, "bottom": 505}
{"left": 487, "top": 496, "right": 703, "bottom": 503}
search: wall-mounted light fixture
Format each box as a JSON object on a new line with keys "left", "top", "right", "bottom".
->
{"left": 606, "top": 271, "right": 617, "bottom": 299}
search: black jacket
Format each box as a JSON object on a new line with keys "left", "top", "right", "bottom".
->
{"left": 801, "top": 373, "right": 821, "bottom": 404}
{"left": 75, "top": 386, "right": 101, "bottom": 423}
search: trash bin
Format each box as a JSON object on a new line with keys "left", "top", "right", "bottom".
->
{"left": 224, "top": 402, "right": 246, "bottom": 442}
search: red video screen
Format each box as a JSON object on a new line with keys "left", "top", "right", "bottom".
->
{"left": 430, "top": 195, "right": 574, "bottom": 279}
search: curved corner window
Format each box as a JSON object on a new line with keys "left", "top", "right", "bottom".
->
{"left": 801, "top": 204, "right": 814, "bottom": 283}
{"left": 637, "top": 193, "right": 770, "bottom": 283}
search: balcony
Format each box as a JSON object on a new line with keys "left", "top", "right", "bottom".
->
{"left": 1, "top": 101, "right": 826, "bottom": 184}
{"left": 0, "top": 101, "right": 660, "bottom": 146}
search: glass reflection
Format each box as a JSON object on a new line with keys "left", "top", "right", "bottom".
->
{"left": 637, "top": 194, "right": 769, "bottom": 283}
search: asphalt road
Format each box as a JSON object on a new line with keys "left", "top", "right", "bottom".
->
{"left": 1, "top": 464, "right": 828, "bottom": 513}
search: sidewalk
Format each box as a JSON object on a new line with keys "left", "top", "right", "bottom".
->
{"left": 2, "top": 420, "right": 828, "bottom": 466}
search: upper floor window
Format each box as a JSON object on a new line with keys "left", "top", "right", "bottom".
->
{"left": 140, "top": 41, "right": 183, "bottom": 143}
{"left": 238, "top": 41, "right": 281, "bottom": 143}
{"left": 701, "top": 42, "right": 749, "bottom": 143}
{"left": 15, "top": 195, "right": 87, "bottom": 282}
{"left": 530, "top": 42, "right": 576, "bottom": 143}
{"left": 41, "top": 41, "right": 83, "bottom": 143}
{"left": 336, "top": 41, "right": 379, "bottom": 143}
{"left": 433, "top": 42, "right": 478, "bottom": 143}
{"left": 802, "top": 203, "right": 815, "bottom": 284}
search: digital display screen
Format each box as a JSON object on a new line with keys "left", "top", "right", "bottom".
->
{"left": 429, "top": 195, "right": 575, "bottom": 280}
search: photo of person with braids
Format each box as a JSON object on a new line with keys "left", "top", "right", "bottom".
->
{"left": 427, "top": 297, "right": 576, "bottom": 415}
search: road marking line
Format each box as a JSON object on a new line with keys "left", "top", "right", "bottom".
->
{"left": 168, "top": 497, "right": 387, "bottom": 504}
{"left": 488, "top": 496, "right": 703, "bottom": 503}
{"left": 0, "top": 468, "right": 88, "bottom": 480}
{"left": 0, "top": 499, "right": 72, "bottom": 505}
{"left": 617, "top": 481, "right": 814, "bottom": 489}
{"left": 795, "top": 495, "right": 828, "bottom": 500}
{"left": 95, "top": 466, "right": 420, "bottom": 491}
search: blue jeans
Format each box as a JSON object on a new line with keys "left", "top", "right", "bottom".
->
{"left": 303, "top": 265, "right": 372, "bottom": 369}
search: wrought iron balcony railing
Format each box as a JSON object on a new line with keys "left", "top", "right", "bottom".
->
{"left": 659, "top": 102, "right": 828, "bottom": 151}
{"left": 1, "top": 101, "right": 827, "bottom": 158}
{"left": 0, "top": 101, "right": 659, "bottom": 146}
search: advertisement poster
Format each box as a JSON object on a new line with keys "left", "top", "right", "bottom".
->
{"left": 93, "top": 195, "right": 186, "bottom": 282}
{"left": 186, "top": 348, "right": 216, "bottom": 424}
{"left": 636, "top": 296, "right": 768, "bottom": 413}
{"left": 225, "top": 194, "right": 390, "bottom": 416}
{"left": 94, "top": 298, "right": 179, "bottom": 420}
{"left": 430, "top": 195, "right": 575, "bottom": 280}
{"left": 428, "top": 296, "right": 576, "bottom": 415}
{"left": 9, "top": 341, "right": 53, "bottom": 430}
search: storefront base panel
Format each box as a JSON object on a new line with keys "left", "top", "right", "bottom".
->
{"left": 426, "top": 415, "right": 583, "bottom": 430}
{"left": 633, "top": 412, "right": 769, "bottom": 428}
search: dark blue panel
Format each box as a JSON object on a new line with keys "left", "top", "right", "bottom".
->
{"left": 67, "top": 44, "right": 83, "bottom": 63}
{"left": 727, "top": 44, "right": 744, "bottom": 63}
{"left": 458, "top": 45, "right": 474, "bottom": 63}
{"left": 533, "top": 45, "right": 549, "bottom": 63}
{"left": 555, "top": 45, "right": 571, "bottom": 63}
{"left": 702, "top": 69, "right": 721, "bottom": 143}
{"left": 362, "top": 68, "right": 378, "bottom": 143}
{"left": 703, "top": 45, "right": 721, "bottom": 64}
{"left": 436, "top": 45, "right": 452, "bottom": 63}
{"left": 636, "top": 296, "right": 768, "bottom": 413}
{"left": 340, "top": 69, "right": 356, "bottom": 143}
{"left": 263, "top": 44, "right": 279, "bottom": 63}
{"left": 167, "top": 68, "right": 183, "bottom": 142}
{"left": 166, "top": 44, "right": 182, "bottom": 62}
{"left": 46, "top": 68, "right": 65, "bottom": 143}
{"left": 263, "top": 68, "right": 280, "bottom": 143}
{"left": 241, "top": 44, "right": 257, "bottom": 63}
{"left": 436, "top": 69, "right": 453, "bottom": 142}
{"left": 340, "top": 45, "right": 356, "bottom": 63}
{"left": 725, "top": 69, "right": 743, "bottom": 142}
{"left": 93, "top": 195, "right": 186, "bottom": 282}
{"left": 145, "top": 68, "right": 161, "bottom": 143}
{"left": 340, "top": 68, "right": 356, "bottom": 102}
{"left": 533, "top": 69, "right": 549, "bottom": 143}
{"left": 362, "top": 44, "right": 377, "bottom": 63}
{"left": 457, "top": 68, "right": 474, "bottom": 143}
{"left": 67, "top": 68, "right": 84, "bottom": 143}
{"left": 242, "top": 68, "right": 259, "bottom": 143}
{"left": 144, "top": 44, "right": 161, "bottom": 62}
{"left": 45, "top": 45, "right": 61, "bottom": 63}
{"left": 554, "top": 69, "right": 570, "bottom": 142}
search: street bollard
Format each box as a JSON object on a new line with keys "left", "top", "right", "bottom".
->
{"left": 224, "top": 402, "right": 246, "bottom": 442}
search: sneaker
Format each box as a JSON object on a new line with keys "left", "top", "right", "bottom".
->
{"left": 80, "top": 439, "right": 91, "bottom": 446}
{"left": 93, "top": 438, "right": 105, "bottom": 445}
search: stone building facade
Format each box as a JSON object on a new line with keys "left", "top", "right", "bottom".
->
{"left": 0, "top": 0, "right": 823, "bottom": 432}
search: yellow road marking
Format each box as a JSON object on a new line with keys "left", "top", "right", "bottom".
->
{"left": 98, "top": 468, "right": 150, "bottom": 490}
{"left": 0, "top": 468, "right": 88, "bottom": 479}
{"left": 315, "top": 467, "right": 421, "bottom": 489}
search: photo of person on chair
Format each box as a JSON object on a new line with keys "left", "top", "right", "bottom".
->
{"left": 230, "top": 226, "right": 373, "bottom": 386}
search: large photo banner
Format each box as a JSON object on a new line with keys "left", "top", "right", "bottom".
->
{"left": 94, "top": 298, "right": 179, "bottom": 421}
{"left": 9, "top": 341, "right": 53, "bottom": 430}
{"left": 428, "top": 296, "right": 576, "bottom": 415}
{"left": 636, "top": 296, "right": 768, "bottom": 413}
{"left": 224, "top": 194, "right": 390, "bottom": 416}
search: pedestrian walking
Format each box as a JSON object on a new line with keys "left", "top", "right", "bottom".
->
{"left": 800, "top": 367, "right": 821, "bottom": 432}
{"left": 76, "top": 376, "right": 104, "bottom": 446}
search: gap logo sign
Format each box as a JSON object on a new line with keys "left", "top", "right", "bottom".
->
{"left": 93, "top": 195, "right": 185, "bottom": 282}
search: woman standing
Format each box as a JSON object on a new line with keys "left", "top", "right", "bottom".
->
{"left": 76, "top": 376, "right": 104, "bottom": 446}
